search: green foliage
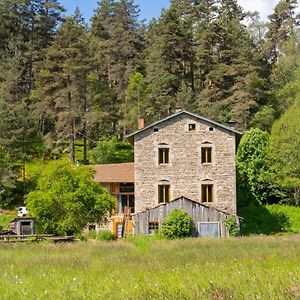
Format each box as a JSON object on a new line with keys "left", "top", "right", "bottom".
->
{"left": 160, "top": 209, "right": 194, "bottom": 239}
{"left": 267, "top": 101, "right": 300, "bottom": 205}
{"left": 225, "top": 217, "right": 239, "bottom": 236}
{"left": 0, "top": 212, "right": 15, "bottom": 231}
{"left": 96, "top": 230, "right": 115, "bottom": 241}
{"left": 122, "top": 72, "right": 148, "bottom": 132}
{"left": 266, "top": 204, "right": 300, "bottom": 233}
{"left": 250, "top": 105, "right": 276, "bottom": 132}
{"left": 236, "top": 128, "right": 270, "bottom": 205}
{"left": 89, "top": 137, "right": 133, "bottom": 164}
{"left": 239, "top": 202, "right": 300, "bottom": 235}
{"left": 25, "top": 160, "right": 116, "bottom": 235}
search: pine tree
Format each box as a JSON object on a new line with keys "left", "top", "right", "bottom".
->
{"left": 144, "top": 0, "right": 195, "bottom": 122}
{"left": 195, "top": 0, "right": 265, "bottom": 129}
{"left": 265, "top": 0, "right": 299, "bottom": 66}
{"left": 91, "top": 0, "right": 144, "bottom": 135}
{"left": 33, "top": 11, "right": 91, "bottom": 162}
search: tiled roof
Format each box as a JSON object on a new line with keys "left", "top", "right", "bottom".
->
{"left": 92, "top": 162, "right": 134, "bottom": 183}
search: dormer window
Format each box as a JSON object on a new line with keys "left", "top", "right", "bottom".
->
{"left": 159, "top": 147, "right": 169, "bottom": 164}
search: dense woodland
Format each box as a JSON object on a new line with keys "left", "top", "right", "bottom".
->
{"left": 0, "top": 0, "right": 299, "bottom": 224}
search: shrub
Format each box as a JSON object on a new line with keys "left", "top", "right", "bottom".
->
{"left": 160, "top": 209, "right": 194, "bottom": 239}
{"left": 96, "top": 230, "right": 115, "bottom": 241}
{"left": 225, "top": 216, "right": 239, "bottom": 236}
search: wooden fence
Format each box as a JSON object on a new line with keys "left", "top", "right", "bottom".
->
{"left": 0, "top": 234, "right": 75, "bottom": 243}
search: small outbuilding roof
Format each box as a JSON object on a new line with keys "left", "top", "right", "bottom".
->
{"left": 126, "top": 109, "right": 242, "bottom": 143}
{"left": 92, "top": 162, "right": 134, "bottom": 183}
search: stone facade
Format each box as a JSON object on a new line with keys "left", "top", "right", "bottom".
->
{"left": 133, "top": 113, "right": 238, "bottom": 215}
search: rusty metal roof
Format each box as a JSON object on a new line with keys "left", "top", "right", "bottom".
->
{"left": 92, "top": 162, "right": 134, "bottom": 183}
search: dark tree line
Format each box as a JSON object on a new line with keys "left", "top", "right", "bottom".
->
{"left": 0, "top": 0, "right": 299, "bottom": 205}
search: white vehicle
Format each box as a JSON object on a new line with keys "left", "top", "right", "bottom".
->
{"left": 17, "top": 207, "right": 28, "bottom": 217}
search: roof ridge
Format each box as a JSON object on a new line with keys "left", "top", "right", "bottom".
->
{"left": 126, "top": 110, "right": 242, "bottom": 140}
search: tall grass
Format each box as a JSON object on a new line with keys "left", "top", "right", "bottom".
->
{"left": 0, "top": 235, "right": 299, "bottom": 299}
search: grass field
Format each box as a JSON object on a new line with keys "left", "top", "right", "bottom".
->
{"left": 0, "top": 235, "right": 299, "bottom": 299}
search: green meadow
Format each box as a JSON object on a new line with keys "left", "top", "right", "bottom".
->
{"left": 0, "top": 235, "right": 299, "bottom": 299}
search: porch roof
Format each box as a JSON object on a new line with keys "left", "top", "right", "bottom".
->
{"left": 92, "top": 162, "right": 134, "bottom": 183}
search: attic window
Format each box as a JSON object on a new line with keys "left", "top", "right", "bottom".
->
{"left": 154, "top": 128, "right": 159, "bottom": 132}
{"left": 189, "top": 124, "right": 196, "bottom": 131}
{"left": 209, "top": 127, "right": 214, "bottom": 131}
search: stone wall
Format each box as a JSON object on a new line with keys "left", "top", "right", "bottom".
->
{"left": 134, "top": 113, "right": 237, "bottom": 215}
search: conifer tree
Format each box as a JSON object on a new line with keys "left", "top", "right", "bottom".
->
{"left": 265, "top": 0, "right": 299, "bottom": 66}
{"left": 34, "top": 10, "right": 91, "bottom": 162}
{"left": 144, "top": 0, "right": 195, "bottom": 122}
{"left": 91, "top": 0, "right": 144, "bottom": 135}
{"left": 196, "top": 0, "right": 264, "bottom": 129}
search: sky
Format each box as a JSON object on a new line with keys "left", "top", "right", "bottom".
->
{"left": 58, "top": 0, "right": 293, "bottom": 23}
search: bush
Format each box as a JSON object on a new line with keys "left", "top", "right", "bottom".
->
{"left": 225, "top": 216, "right": 239, "bottom": 236}
{"left": 96, "top": 230, "right": 115, "bottom": 241}
{"left": 160, "top": 209, "right": 194, "bottom": 239}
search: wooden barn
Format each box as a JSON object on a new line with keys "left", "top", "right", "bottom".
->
{"left": 132, "top": 196, "right": 239, "bottom": 237}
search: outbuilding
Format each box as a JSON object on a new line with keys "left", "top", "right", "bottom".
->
{"left": 8, "top": 218, "right": 35, "bottom": 235}
{"left": 132, "top": 196, "right": 239, "bottom": 237}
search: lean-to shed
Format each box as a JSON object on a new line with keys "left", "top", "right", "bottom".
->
{"left": 132, "top": 196, "right": 239, "bottom": 237}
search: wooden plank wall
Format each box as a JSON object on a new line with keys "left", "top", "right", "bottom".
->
{"left": 132, "top": 197, "right": 240, "bottom": 237}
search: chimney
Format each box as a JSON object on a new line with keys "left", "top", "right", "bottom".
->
{"left": 175, "top": 106, "right": 183, "bottom": 113}
{"left": 227, "top": 120, "right": 238, "bottom": 130}
{"left": 138, "top": 118, "right": 145, "bottom": 129}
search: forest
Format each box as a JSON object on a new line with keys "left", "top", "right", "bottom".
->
{"left": 0, "top": 0, "right": 299, "bottom": 233}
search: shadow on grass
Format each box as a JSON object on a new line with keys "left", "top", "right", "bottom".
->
{"left": 238, "top": 202, "right": 290, "bottom": 235}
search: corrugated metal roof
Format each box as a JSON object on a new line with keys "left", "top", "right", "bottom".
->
{"left": 92, "top": 162, "right": 134, "bottom": 183}
{"left": 126, "top": 110, "right": 243, "bottom": 141}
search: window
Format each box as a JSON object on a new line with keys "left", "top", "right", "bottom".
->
{"left": 148, "top": 222, "right": 159, "bottom": 235}
{"left": 189, "top": 124, "right": 196, "bottom": 131}
{"left": 154, "top": 127, "right": 159, "bottom": 132}
{"left": 209, "top": 127, "right": 214, "bottom": 131}
{"left": 201, "top": 184, "right": 213, "bottom": 203}
{"left": 118, "top": 195, "right": 135, "bottom": 214}
{"left": 159, "top": 148, "right": 169, "bottom": 164}
{"left": 198, "top": 222, "right": 220, "bottom": 237}
{"left": 201, "top": 147, "right": 212, "bottom": 163}
{"left": 158, "top": 185, "right": 170, "bottom": 203}
{"left": 119, "top": 183, "right": 134, "bottom": 193}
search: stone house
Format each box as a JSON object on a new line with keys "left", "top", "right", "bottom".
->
{"left": 93, "top": 109, "right": 242, "bottom": 237}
